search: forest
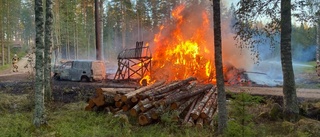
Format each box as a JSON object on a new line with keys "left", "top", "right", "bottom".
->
{"left": 0, "top": 0, "right": 318, "bottom": 65}
{"left": 0, "top": 0, "right": 320, "bottom": 136}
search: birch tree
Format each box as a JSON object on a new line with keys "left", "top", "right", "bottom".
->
{"left": 44, "top": 0, "right": 53, "bottom": 101}
{"left": 235, "top": 0, "right": 299, "bottom": 121}
{"left": 34, "top": 0, "right": 45, "bottom": 127}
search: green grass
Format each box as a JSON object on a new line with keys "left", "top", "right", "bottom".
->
{"left": 1, "top": 92, "right": 320, "bottom": 137}
{"left": 294, "top": 61, "right": 316, "bottom": 74}
{"left": 0, "top": 99, "right": 214, "bottom": 137}
{"left": 0, "top": 64, "right": 10, "bottom": 71}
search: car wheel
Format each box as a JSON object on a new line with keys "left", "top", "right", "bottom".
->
{"left": 53, "top": 74, "right": 60, "bottom": 80}
{"left": 81, "top": 76, "right": 89, "bottom": 82}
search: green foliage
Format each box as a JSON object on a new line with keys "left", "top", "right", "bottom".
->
{"left": 225, "top": 121, "right": 256, "bottom": 137}
{"left": 225, "top": 92, "right": 263, "bottom": 137}
{"left": 0, "top": 64, "right": 9, "bottom": 71}
{"left": 0, "top": 96, "right": 213, "bottom": 137}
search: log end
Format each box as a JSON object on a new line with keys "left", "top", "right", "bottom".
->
{"left": 200, "top": 112, "right": 207, "bottom": 119}
{"left": 130, "top": 108, "right": 138, "bottom": 117}
{"left": 115, "top": 101, "right": 123, "bottom": 108}
{"left": 138, "top": 114, "right": 151, "bottom": 126}
{"left": 131, "top": 96, "right": 139, "bottom": 103}
{"left": 170, "top": 103, "right": 178, "bottom": 110}
{"left": 121, "top": 95, "right": 128, "bottom": 102}
{"left": 122, "top": 105, "right": 130, "bottom": 112}
{"left": 191, "top": 113, "right": 199, "bottom": 120}
{"left": 114, "top": 94, "right": 121, "bottom": 102}
{"left": 151, "top": 112, "right": 159, "bottom": 120}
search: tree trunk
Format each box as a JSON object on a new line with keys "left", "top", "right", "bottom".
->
{"left": 316, "top": 20, "right": 320, "bottom": 76}
{"left": 213, "top": 0, "right": 227, "bottom": 134}
{"left": 34, "top": 0, "right": 45, "bottom": 127}
{"left": 317, "top": 22, "right": 320, "bottom": 63}
{"left": 44, "top": 0, "right": 53, "bottom": 102}
{"left": 160, "top": 84, "right": 213, "bottom": 106}
{"left": 280, "top": 0, "right": 299, "bottom": 122}
{"left": 100, "top": 0, "right": 104, "bottom": 59}
{"left": 95, "top": 0, "right": 102, "bottom": 60}
{"left": 121, "top": 80, "right": 165, "bottom": 102}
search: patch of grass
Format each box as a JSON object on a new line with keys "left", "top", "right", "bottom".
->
{"left": 1, "top": 92, "right": 320, "bottom": 137}
{"left": 0, "top": 97, "right": 214, "bottom": 137}
{"left": 0, "top": 64, "right": 10, "bottom": 71}
{"left": 295, "top": 61, "right": 316, "bottom": 74}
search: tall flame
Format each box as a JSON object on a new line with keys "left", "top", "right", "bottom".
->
{"left": 151, "top": 4, "right": 215, "bottom": 83}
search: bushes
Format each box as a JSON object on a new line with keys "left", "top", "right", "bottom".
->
{"left": 225, "top": 92, "right": 263, "bottom": 137}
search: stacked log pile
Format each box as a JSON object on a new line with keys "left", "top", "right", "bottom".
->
{"left": 85, "top": 77, "right": 218, "bottom": 127}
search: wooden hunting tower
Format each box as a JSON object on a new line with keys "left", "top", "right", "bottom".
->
{"left": 114, "top": 41, "right": 152, "bottom": 80}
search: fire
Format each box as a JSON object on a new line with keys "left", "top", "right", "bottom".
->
{"left": 151, "top": 4, "right": 215, "bottom": 83}
{"left": 139, "top": 74, "right": 155, "bottom": 86}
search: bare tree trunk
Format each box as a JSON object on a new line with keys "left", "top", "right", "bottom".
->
{"left": 34, "top": 0, "right": 45, "bottom": 127}
{"left": 316, "top": 21, "right": 320, "bottom": 64}
{"left": 280, "top": 0, "right": 299, "bottom": 122}
{"left": 6, "top": 0, "right": 10, "bottom": 65}
{"left": 121, "top": 1, "right": 126, "bottom": 49}
{"left": 44, "top": 0, "right": 53, "bottom": 102}
{"left": 95, "top": 0, "right": 102, "bottom": 60}
{"left": 213, "top": 0, "right": 227, "bottom": 134}
{"left": 317, "top": 21, "right": 320, "bottom": 76}
{"left": 0, "top": 0, "right": 3, "bottom": 66}
{"left": 100, "top": 0, "right": 104, "bottom": 59}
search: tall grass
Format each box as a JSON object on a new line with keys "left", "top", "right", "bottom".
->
{"left": 0, "top": 96, "right": 214, "bottom": 137}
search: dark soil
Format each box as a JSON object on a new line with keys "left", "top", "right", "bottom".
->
{"left": 0, "top": 73, "right": 139, "bottom": 103}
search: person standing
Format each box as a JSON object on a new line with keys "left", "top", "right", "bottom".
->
{"left": 12, "top": 54, "right": 19, "bottom": 72}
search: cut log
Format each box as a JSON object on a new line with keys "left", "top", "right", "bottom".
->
{"left": 151, "top": 88, "right": 181, "bottom": 101}
{"left": 92, "top": 94, "right": 105, "bottom": 107}
{"left": 130, "top": 96, "right": 139, "bottom": 103}
{"left": 137, "top": 81, "right": 177, "bottom": 100}
{"left": 150, "top": 77, "right": 197, "bottom": 96}
{"left": 122, "top": 104, "right": 134, "bottom": 112}
{"left": 109, "top": 107, "right": 121, "bottom": 114}
{"left": 130, "top": 104, "right": 141, "bottom": 117}
{"left": 200, "top": 92, "right": 217, "bottom": 119}
{"left": 138, "top": 98, "right": 152, "bottom": 107}
{"left": 183, "top": 94, "right": 203, "bottom": 124}
{"left": 204, "top": 94, "right": 218, "bottom": 125}
{"left": 114, "top": 94, "right": 122, "bottom": 102}
{"left": 101, "top": 87, "right": 135, "bottom": 95}
{"left": 85, "top": 99, "right": 95, "bottom": 111}
{"left": 140, "top": 103, "right": 153, "bottom": 112}
{"left": 170, "top": 93, "right": 199, "bottom": 111}
{"left": 185, "top": 117, "right": 195, "bottom": 127}
{"left": 150, "top": 106, "right": 165, "bottom": 121}
{"left": 138, "top": 112, "right": 153, "bottom": 126}
{"left": 190, "top": 87, "right": 215, "bottom": 120}
{"left": 196, "top": 118, "right": 203, "bottom": 128}
{"left": 121, "top": 80, "right": 166, "bottom": 102}
{"left": 160, "top": 84, "right": 213, "bottom": 106}
{"left": 115, "top": 101, "right": 124, "bottom": 108}
{"left": 186, "top": 81, "right": 198, "bottom": 91}
{"left": 171, "top": 96, "right": 198, "bottom": 122}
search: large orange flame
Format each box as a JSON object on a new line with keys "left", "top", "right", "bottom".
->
{"left": 150, "top": 4, "right": 215, "bottom": 83}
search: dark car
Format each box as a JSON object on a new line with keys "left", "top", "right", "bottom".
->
{"left": 53, "top": 60, "right": 106, "bottom": 82}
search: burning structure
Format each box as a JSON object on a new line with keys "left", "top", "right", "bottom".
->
{"left": 114, "top": 4, "right": 250, "bottom": 86}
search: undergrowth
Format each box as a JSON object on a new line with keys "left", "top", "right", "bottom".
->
{"left": 0, "top": 97, "right": 214, "bottom": 137}
{"left": 1, "top": 92, "right": 319, "bottom": 137}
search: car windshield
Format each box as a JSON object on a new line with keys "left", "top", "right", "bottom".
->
{"left": 61, "top": 62, "right": 72, "bottom": 69}
{"left": 73, "top": 61, "right": 91, "bottom": 69}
